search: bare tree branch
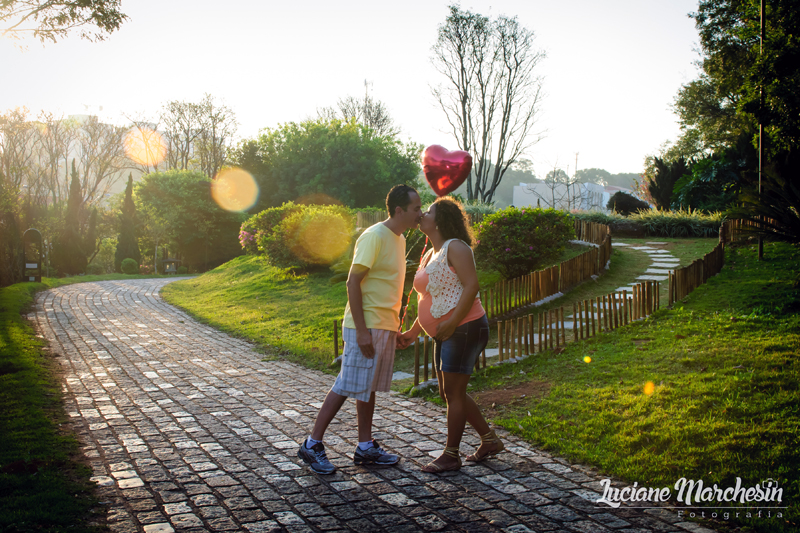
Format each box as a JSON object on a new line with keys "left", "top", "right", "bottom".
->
{"left": 431, "top": 6, "right": 545, "bottom": 203}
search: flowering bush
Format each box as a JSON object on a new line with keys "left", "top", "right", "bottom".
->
{"left": 239, "top": 202, "right": 302, "bottom": 254}
{"left": 242, "top": 203, "right": 355, "bottom": 270}
{"left": 474, "top": 207, "right": 575, "bottom": 279}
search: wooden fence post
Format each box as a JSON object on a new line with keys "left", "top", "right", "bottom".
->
{"left": 423, "top": 336, "right": 429, "bottom": 382}
{"left": 333, "top": 319, "right": 339, "bottom": 360}
{"left": 414, "top": 338, "right": 420, "bottom": 386}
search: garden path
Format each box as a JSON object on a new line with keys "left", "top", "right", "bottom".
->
{"left": 30, "top": 279, "right": 715, "bottom": 533}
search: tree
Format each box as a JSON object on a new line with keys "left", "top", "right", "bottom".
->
{"left": 318, "top": 81, "right": 399, "bottom": 138}
{"left": 114, "top": 174, "right": 140, "bottom": 272}
{"left": 431, "top": 5, "right": 544, "bottom": 203}
{"left": 647, "top": 156, "right": 690, "bottom": 211}
{"left": 1, "top": 0, "right": 127, "bottom": 43}
{"left": 229, "top": 118, "right": 421, "bottom": 210}
{"left": 161, "top": 94, "right": 237, "bottom": 178}
{"left": 690, "top": 0, "right": 800, "bottom": 156}
{"left": 134, "top": 170, "right": 244, "bottom": 271}
{"left": 75, "top": 115, "right": 129, "bottom": 204}
{"left": 0, "top": 168, "right": 24, "bottom": 287}
{"left": 51, "top": 160, "right": 87, "bottom": 275}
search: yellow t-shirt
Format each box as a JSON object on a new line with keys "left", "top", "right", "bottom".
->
{"left": 343, "top": 223, "right": 406, "bottom": 332}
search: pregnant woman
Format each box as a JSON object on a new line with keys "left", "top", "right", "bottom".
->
{"left": 398, "top": 196, "right": 503, "bottom": 473}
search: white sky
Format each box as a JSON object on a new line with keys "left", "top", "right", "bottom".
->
{"left": 1, "top": 0, "right": 701, "bottom": 178}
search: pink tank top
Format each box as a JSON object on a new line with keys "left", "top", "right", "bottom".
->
{"left": 413, "top": 266, "right": 485, "bottom": 337}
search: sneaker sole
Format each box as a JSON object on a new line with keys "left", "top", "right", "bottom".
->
{"left": 353, "top": 457, "right": 399, "bottom": 466}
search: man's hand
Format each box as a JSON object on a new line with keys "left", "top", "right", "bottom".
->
{"left": 396, "top": 330, "right": 415, "bottom": 350}
{"left": 357, "top": 328, "right": 375, "bottom": 358}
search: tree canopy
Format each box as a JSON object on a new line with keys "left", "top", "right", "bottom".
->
{"left": 1, "top": 0, "right": 127, "bottom": 43}
{"left": 229, "top": 118, "right": 421, "bottom": 210}
{"left": 133, "top": 170, "right": 244, "bottom": 271}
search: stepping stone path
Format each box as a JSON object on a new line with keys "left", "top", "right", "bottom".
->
{"left": 28, "top": 279, "right": 713, "bottom": 533}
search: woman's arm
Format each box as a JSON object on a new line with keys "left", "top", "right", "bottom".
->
{"left": 434, "top": 240, "right": 480, "bottom": 341}
{"left": 397, "top": 317, "right": 423, "bottom": 349}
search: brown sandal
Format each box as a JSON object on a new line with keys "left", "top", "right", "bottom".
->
{"left": 421, "top": 446, "right": 461, "bottom": 473}
{"left": 465, "top": 430, "right": 504, "bottom": 462}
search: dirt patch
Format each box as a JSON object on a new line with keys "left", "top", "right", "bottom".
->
{"left": 473, "top": 379, "right": 552, "bottom": 411}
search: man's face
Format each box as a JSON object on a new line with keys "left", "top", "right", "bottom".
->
{"left": 397, "top": 192, "right": 423, "bottom": 231}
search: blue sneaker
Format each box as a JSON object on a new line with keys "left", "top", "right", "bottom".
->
{"left": 298, "top": 439, "right": 336, "bottom": 474}
{"left": 353, "top": 439, "right": 399, "bottom": 465}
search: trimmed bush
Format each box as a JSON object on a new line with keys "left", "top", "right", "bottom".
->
{"left": 85, "top": 263, "right": 104, "bottom": 275}
{"left": 474, "top": 207, "right": 575, "bottom": 279}
{"left": 571, "top": 210, "right": 624, "bottom": 225}
{"left": 239, "top": 202, "right": 302, "bottom": 254}
{"left": 121, "top": 258, "right": 139, "bottom": 275}
{"left": 260, "top": 204, "right": 354, "bottom": 270}
{"left": 177, "top": 266, "right": 188, "bottom": 275}
{"left": 630, "top": 208, "right": 725, "bottom": 237}
{"left": 607, "top": 192, "right": 650, "bottom": 216}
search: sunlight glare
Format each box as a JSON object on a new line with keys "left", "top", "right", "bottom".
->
{"left": 211, "top": 168, "right": 259, "bottom": 212}
{"left": 291, "top": 211, "right": 353, "bottom": 264}
{"left": 123, "top": 127, "right": 167, "bottom": 167}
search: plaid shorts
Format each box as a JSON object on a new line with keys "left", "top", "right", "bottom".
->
{"left": 331, "top": 327, "right": 396, "bottom": 402}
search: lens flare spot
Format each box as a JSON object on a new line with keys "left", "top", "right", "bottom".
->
{"left": 289, "top": 210, "right": 353, "bottom": 265}
{"left": 583, "top": 356, "right": 592, "bottom": 364}
{"left": 644, "top": 381, "right": 655, "bottom": 395}
{"left": 212, "top": 168, "right": 259, "bottom": 212}
{"left": 123, "top": 127, "right": 167, "bottom": 166}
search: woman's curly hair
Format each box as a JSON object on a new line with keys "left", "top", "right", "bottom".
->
{"left": 433, "top": 196, "right": 474, "bottom": 247}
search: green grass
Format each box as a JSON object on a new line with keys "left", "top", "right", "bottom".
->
{"left": 163, "top": 256, "right": 347, "bottom": 371}
{"left": 0, "top": 273, "right": 163, "bottom": 532}
{"left": 419, "top": 241, "right": 799, "bottom": 533}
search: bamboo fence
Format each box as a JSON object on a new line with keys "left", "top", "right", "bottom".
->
{"left": 718, "top": 217, "right": 778, "bottom": 245}
{"left": 490, "top": 280, "right": 660, "bottom": 364}
{"left": 668, "top": 242, "right": 725, "bottom": 305}
{"left": 482, "top": 220, "right": 611, "bottom": 322}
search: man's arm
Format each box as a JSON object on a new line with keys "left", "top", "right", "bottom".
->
{"left": 346, "top": 263, "right": 374, "bottom": 358}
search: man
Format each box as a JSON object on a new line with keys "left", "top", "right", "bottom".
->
{"left": 298, "top": 184, "right": 422, "bottom": 474}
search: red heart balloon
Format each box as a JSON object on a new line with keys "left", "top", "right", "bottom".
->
{"left": 422, "top": 145, "right": 473, "bottom": 197}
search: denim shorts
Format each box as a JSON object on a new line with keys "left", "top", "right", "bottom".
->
{"left": 433, "top": 314, "right": 489, "bottom": 375}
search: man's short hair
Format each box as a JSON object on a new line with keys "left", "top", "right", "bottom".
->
{"left": 386, "top": 185, "right": 418, "bottom": 217}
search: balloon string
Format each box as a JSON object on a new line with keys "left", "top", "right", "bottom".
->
{"left": 399, "top": 235, "right": 428, "bottom": 331}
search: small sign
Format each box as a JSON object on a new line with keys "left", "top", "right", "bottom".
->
{"left": 26, "top": 263, "right": 38, "bottom": 269}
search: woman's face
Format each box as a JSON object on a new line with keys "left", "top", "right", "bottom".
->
{"left": 419, "top": 203, "right": 437, "bottom": 235}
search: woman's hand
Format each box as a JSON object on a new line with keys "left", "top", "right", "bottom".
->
{"left": 435, "top": 318, "right": 458, "bottom": 342}
{"left": 396, "top": 330, "right": 416, "bottom": 349}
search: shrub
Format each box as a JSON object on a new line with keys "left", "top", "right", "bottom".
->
{"left": 85, "top": 263, "right": 104, "bottom": 275}
{"left": 121, "top": 258, "right": 139, "bottom": 274}
{"left": 571, "top": 210, "right": 624, "bottom": 225}
{"left": 239, "top": 202, "right": 303, "bottom": 254}
{"left": 261, "top": 204, "right": 354, "bottom": 270}
{"left": 630, "top": 208, "right": 725, "bottom": 237}
{"left": 177, "top": 266, "right": 188, "bottom": 274}
{"left": 474, "top": 207, "right": 575, "bottom": 279}
{"left": 607, "top": 191, "right": 650, "bottom": 216}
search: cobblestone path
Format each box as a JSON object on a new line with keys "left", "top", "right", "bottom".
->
{"left": 31, "top": 279, "right": 712, "bottom": 533}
